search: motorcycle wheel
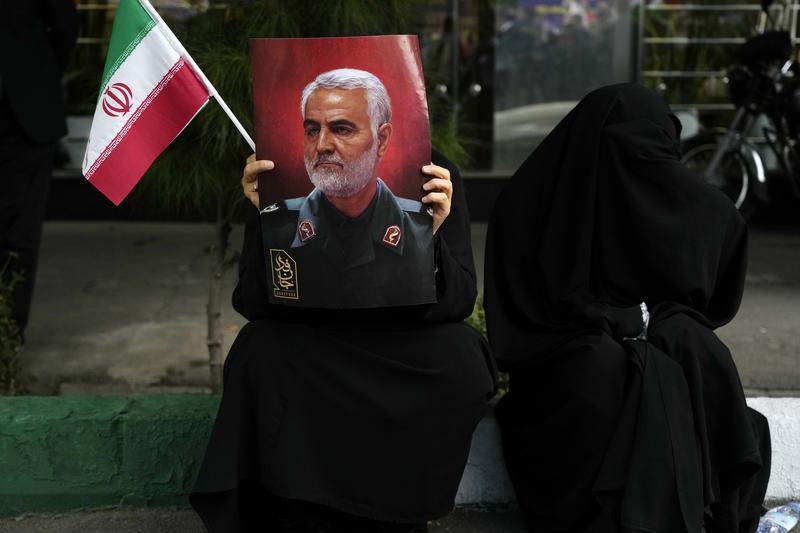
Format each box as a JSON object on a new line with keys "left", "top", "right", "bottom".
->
{"left": 681, "top": 134, "right": 758, "bottom": 220}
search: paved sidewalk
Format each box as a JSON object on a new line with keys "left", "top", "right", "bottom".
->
{"left": 0, "top": 507, "right": 527, "bottom": 533}
{"left": 18, "top": 220, "right": 800, "bottom": 394}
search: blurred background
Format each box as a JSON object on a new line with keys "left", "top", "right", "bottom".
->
{"left": 8, "top": 0, "right": 800, "bottom": 397}
{"left": 58, "top": 0, "right": 791, "bottom": 217}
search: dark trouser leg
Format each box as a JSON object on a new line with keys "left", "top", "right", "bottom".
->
{"left": 0, "top": 100, "right": 55, "bottom": 337}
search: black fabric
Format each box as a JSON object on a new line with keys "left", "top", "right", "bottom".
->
{"left": 0, "top": 0, "right": 78, "bottom": 144}
{"left": 191, "top": 152, "right": 496, "bottom": 531}
{"left": 0, "top": 1, "right": 76, "bottom": 337}
{"left": 191, "top": 483, "right": 429, "bottom": 533}
{"left": 0, "top": 94, "right": 56, "bottom": 337}
{"left": 484, "top": 83, "right": 770, "bottom": 533}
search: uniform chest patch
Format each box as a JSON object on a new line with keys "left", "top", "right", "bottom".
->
{"left": 382, "top": 225, "right": 402, "bottom": 247}
{"left": 298, "top": 219, "right": 316, "bottom": 242}
{"left": 269, "top": 249, "right": 299, "bottom": 300}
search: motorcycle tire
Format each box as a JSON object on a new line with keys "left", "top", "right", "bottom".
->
{"left": 681, "top": 134, "right": 758, "bottom": 221}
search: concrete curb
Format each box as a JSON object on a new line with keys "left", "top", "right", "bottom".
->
{"left": 0, "top": 395, "right": 797, "bottom": 517}
{"left": 0, "top": 395, "right": 219, "bottom": 517}
{"left": 455, "top": 398, "right": 800, "bottom": 505}
{"left": 747, "top": 398, "right": 800, "bottom": 501}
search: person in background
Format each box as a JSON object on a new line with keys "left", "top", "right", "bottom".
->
{"left": 0, "top": 0, "right": 78, "bottom": 339}
{"left": 485, "top": 83, "right": 771, "bottom": 533}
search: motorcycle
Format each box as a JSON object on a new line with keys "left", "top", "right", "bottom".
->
{"left": 680, "top": 0, "right": 800, "bottom": 219}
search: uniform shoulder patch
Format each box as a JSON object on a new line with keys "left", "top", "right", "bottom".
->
{"left": 396, "top": 197, "right": 424, "bottom": 213}
{"left": 284, "top": 197, "right": 304, "bottom": 211}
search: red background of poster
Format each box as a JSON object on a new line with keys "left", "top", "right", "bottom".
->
{"left": 250, "top": 36, "right": 431, "bottom": 206}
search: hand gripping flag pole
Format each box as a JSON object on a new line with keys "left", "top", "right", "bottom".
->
{"left": 82, "top": 0, "right": 254, "bottom": 206}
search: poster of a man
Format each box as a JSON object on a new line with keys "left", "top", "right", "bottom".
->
{"left": 250, "top": 36, "right": 435, "bottom": 308}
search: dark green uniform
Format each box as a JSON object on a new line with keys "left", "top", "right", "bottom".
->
{"left": 260, "top": 179, "right": 435, "bottom": 308}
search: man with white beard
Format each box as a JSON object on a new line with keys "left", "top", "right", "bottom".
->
{"left": 258, "top": 68, "right": 436, "bottom": 308}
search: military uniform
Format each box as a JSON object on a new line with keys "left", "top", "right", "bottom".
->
{"left": 260, "top": 178, "right": 435, "bottom": 308}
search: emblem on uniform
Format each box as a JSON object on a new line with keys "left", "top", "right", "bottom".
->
{"left": 269, "top": 249, "right": 299, "bottom": 299}
{"left": 382, "top": 225, "right": 402, "bottom": 247}
{"left": 260, "top": 203, "right": 280, "bottom": 214}
{"left": 298, "top": 219, "right": 316, "bottom": 242}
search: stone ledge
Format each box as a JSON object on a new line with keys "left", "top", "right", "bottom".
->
{"left": 0, "top": 395, "right": 219, "bottom": 517}
{"left": 747, "top": 398, "right": 800, "bottom": 501}
{"left": 455, "top": 397, "right": 800, "bottom": 505}
{"left": 1, "top": 395, "right": 797, "bottom": 518}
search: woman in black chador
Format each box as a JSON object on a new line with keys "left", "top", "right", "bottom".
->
{"left": 485, "top": 84, "right": 771, "bottom": 533}
{"left": 190, "top": 150, "right": 495, "bottom": 533}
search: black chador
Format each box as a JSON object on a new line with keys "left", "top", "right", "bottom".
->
{"left": 190, "top": 151, "right": 496, "bottom": 532}
{"left": 485, "top": 84, "right": 771, "bottom": 533}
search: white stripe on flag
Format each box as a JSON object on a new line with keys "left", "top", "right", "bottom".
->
{"left": 82, "top": 25, "right": 180, "bottom": 174}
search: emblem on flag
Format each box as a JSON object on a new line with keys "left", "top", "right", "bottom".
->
{"left": 101, "top": 82, "right": 134, "bottom": 117}
{"left": 81, "top": 0, "right": 253, "bottom": 206}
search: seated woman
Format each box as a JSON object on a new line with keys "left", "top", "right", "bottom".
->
{"left": 190, "top": 150, "right": 496, "bottom": 533}
{"left": 484, "top": 84, "right": 771, "bottom": 533}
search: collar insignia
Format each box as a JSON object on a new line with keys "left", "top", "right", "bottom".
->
{"left": 298, "top": 219, "right": 316, "bottom": 242}
{"left": 382, "top": 225, "right": 402, "bottom": 247}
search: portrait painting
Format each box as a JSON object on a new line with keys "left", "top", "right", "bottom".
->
{"left": 250, "top": 35, "right": 435, "bottom": 308}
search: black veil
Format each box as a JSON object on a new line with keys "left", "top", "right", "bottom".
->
{"left": 485, "top": 84, "right": 770, "bottom": 532}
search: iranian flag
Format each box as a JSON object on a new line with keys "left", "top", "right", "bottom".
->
{"left": 82, "top": 0, "right": 211, "bottom": 205}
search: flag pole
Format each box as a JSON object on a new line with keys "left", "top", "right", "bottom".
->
{"left": 138, "top": 0, "right": 256, "bottom": 152}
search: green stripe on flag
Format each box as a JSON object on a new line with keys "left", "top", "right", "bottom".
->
{"left": 100, "top": 0, "right": 156, "bottom": 91}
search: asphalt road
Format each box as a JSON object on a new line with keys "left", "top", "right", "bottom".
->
{"left": 718, "top": 224, "right": 800, "bottom": 394}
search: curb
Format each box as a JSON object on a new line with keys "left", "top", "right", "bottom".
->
{"left": 1, "top": 395, "right": 797, "bottom": 517}
{"left": 0, "top": 395, "right": 219, "bottom": 517}
{"left": 456, "top": 397, "right": 800, "bottom": 505}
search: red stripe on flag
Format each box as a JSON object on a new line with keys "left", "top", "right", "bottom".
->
{"left": 88, "top": 61, "right": 208, "bottom": 205}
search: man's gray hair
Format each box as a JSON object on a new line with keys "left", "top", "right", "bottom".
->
{"left": 300, "top": 68, "right": 392, "bottom": 135}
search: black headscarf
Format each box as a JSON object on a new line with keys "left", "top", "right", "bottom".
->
{"left": 485, "top": 84, "right": 768, "bottom": 532}
{"left": 486, "top": 83, "right": 747, "bottom": 368}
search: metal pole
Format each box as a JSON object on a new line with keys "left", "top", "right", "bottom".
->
{"left": 704, "top": 107, "right": 748, "bottom": 180}
{"left": 138, "top": 0, "right": 255, "bottom": 151}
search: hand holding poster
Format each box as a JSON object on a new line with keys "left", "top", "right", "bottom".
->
{"left": 250, "top": 36, "right": 434, "bottom": 309}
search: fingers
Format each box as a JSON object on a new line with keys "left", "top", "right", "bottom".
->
{"left": 421, "top": 177, "right": 452, "bottom": 209}
{"left": 422, "top": 178, "right": 452, "bottom": 195}
{"left": 421, "top": 191, "right": 449, "bottom": 206}
{"left": 242, "top": 156, "right": 274, "bottom": 209}
{"left": 421, "top": 164, "right": 452, "bottom": 234}
{"left": 243, "top": 159, "right": 274, "bottom": 183}
{"left": 421, "top": 163, "right": 451, "bottom": 181}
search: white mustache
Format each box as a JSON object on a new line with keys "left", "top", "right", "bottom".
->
{"left": 314, "top": 153, "right": 344, "bottom": 166}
